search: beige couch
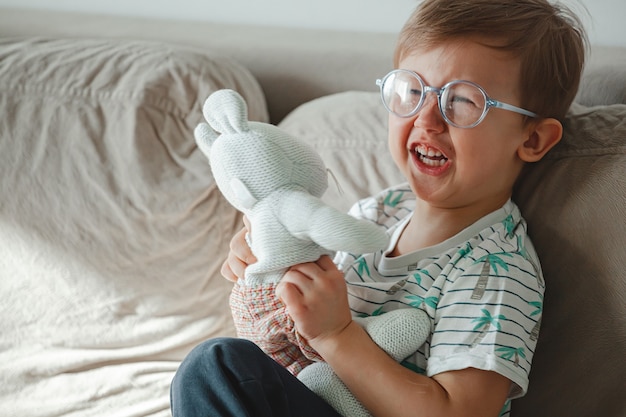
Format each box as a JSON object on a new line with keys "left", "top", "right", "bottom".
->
{"left": 1, "top": 7, "right": 624, "bottom": 417}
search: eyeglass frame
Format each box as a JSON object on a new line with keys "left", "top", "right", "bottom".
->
{"left": 375, "top": 69, "right": 539, "bottom": 129}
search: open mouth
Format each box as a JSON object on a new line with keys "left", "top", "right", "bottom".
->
{"left": 415, "top": 144, "right": 448, "bottom": 167}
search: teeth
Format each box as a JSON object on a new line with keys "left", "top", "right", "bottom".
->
{"left": 416, "top": 144, "right": 443, "bottom": 158}
{"left": 415, "top": 144, "right": 447, "bottom": 166}
{"left": 417, "top": 145, "right": 443, "bottom": 158}
{"left": 419, "top": 155, "right": 447, "bottom": 166}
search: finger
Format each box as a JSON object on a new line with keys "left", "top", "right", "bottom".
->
{"left": 223, "top": 250, "right": 249, "bottom": 280}
{"left": 220, "top": 260, "right": 239, "bottom": 282}
{"left": 283, "top": 267, "right": 315, "bottom": 289}
{"left": 242, "top": 215, "right": 251, "bottom": 232}
{"left": 276, "top": 279, "right": 304, "bottom": 299}
{"left": 289, "top": 256, "right": 337, "bottom": 277}
{"left": 230, "top": 228, "right": 257, "bottom": 264}
{"left": 315, "top": 255, "right": 336, "bottom": 270}
{"left": 286, "top": 262, "right": 319, "bottom": 282}
{"left": 276, "top": 281, "right": 306, "bottom": 315}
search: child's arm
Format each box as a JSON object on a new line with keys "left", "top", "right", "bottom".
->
{"left": 278, "top": 257, "right": 511, "bottom": 417}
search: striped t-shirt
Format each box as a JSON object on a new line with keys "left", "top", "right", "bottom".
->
{"left": 334, "top": 183, "right": 544, "bottom": 414}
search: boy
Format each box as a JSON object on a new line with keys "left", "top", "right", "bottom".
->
{"left": 171, "top": 0, "right": 587, "bottom": 416}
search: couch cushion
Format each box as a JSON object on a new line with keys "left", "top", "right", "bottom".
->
{"left": 0, "top": 38, "right": 265, "bottom": 417}
{"left": 279, "top": 91, "right": 403, "bottom": 213}
{"left": 512, "top": 102, "right": 626, "bottom": 417}
{"left": 280, "top": 92, "right": 626, "bottom": 417}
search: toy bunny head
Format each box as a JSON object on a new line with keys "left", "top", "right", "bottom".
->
{"left": 194, "top": 89, "right": 328, "bottom": 212}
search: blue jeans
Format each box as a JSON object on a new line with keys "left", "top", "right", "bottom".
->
{"left": 170, "top": 337, "right": 343, "bottom": 417}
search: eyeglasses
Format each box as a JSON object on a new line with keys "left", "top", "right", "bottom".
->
{"left": 376, "top": 69, "right": 538, "bottom": 128}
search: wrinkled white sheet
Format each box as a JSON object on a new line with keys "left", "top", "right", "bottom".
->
{"left": 0, "top": 38, "right": 269, "bottom": 416}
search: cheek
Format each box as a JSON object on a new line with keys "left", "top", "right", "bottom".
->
{"left": 454, "top": 127, "right": 522, "bottom": 175}
{"left": 387, "top": 120, "right": 410, "bottom": 167}
{"left": 387, "top": 117, "right": 413, "bottom": 149}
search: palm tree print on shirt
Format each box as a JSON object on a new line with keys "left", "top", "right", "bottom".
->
{"left": 406, "top": 294, "right": 438, "bottom": 310}
{"left": 412, "top": 268, "right": 434, "bottom": 286}
{"left": 516, "top": 234, "right": 544, "bottom": 287}
{"left": 529, "top": 295, "right": 543, "bottom": 341}
{"left": 496, "top": 346, "right": 527, "bottom": 367}
{"left": 471, "top": 252, "right": 513, "bottom": 300}
{"left": 470, "top": 308, "right": 507, "bottom": 347}
{"left": 370, "top": 306, "right": 385, "bottom": 316}
{"left": 503, "top": 214, "right": 516, "bottom": 237}
{"left": 387, "top": 269, "right": 431, "bottom": 294}
{"left": 457, "top": 242, "right": 473, "bottom": 259}
{"left": 355, "top": 256, "right": 371, "bottom": 279}
{"left": 383, "top": 190, "right": 404, "bottom": 208}
{"left": 386, "top": 278, "right": 408, "bottom": 295}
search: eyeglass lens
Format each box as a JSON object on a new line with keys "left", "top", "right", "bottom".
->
{"left": 380, "top": 71, "right": 488, "bottom": 127}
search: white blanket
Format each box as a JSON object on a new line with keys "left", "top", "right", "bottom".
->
{"left": 0, "top": 38, "right": 268, "bottom": 416}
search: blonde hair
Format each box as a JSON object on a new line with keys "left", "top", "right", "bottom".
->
{"left": 395, "top": 0, "right": 588, "bottom": 120}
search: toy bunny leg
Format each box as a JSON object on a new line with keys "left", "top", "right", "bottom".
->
{"left": 298, "top": 361, "right": 370, "bottom": 417}
{"left": 355, "top": 308, "right": 431, "bottom": 362}
{"left": 298, "top": 308, "right": 431, "bottom": 417}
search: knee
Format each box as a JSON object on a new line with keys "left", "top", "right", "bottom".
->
{"left": 180, "top": 337, "right": 257, "bottom": 369}
{"left": 171, "top": 338, "right": 261, "bottom": 415}
{"left": 171, "top": 337, "right": 276, "bottom": 405}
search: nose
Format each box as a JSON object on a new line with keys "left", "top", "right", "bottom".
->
{"left": 413, "top": 91, "right": 446, "bottom": 131}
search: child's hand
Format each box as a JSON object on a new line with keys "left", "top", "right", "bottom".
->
{"left": 221, "top": 216, "right": 257, "bottom": 282}
{"left": 276, "top": 256, "right": 352, "bottom": 348}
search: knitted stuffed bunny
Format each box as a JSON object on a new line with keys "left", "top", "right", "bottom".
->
{"left": 194, "top": 89, "right": 389, "bottom": 285}
{"left": 194, "top": 89, "right": 431, "bottom": 417}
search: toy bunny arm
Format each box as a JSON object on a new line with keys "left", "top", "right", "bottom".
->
{"left": 275, "top": 190, "right": 389, "bottom": 254}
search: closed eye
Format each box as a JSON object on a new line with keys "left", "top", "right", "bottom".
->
{"left": 450, "top": 95, "right": 475, "bottom": 105}
{"left": 410, "top": 88, "right": 423, "bottom": 98}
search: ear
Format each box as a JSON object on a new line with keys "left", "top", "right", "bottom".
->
{"left": 517, "top": 118, "right": 563, "bottom": 163}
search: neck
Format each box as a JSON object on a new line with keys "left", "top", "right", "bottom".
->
{"left": 390, "top": 197, "right": 508, "bottom": 257}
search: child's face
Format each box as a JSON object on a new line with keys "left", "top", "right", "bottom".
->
{"left": 389, "top": 39, "right": 531, "bottom": 213}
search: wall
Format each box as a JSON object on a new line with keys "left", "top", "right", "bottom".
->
{"left": 0, "top": 0, "right": 624, "bottom": 47}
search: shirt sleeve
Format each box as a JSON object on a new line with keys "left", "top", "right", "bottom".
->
{"left": 426, "top": 247, "right": 544, "bottom": 399}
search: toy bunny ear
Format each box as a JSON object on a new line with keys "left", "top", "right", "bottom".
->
{"left": 202, "top": 89, "right": 249, "bottom": 134}
{"left": 194, "top": 122, "right": 219, "bottom": 158}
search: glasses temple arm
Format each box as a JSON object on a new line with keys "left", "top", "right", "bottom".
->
{"left": 488, "top": 99, "right": 539, "bottom": 118}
